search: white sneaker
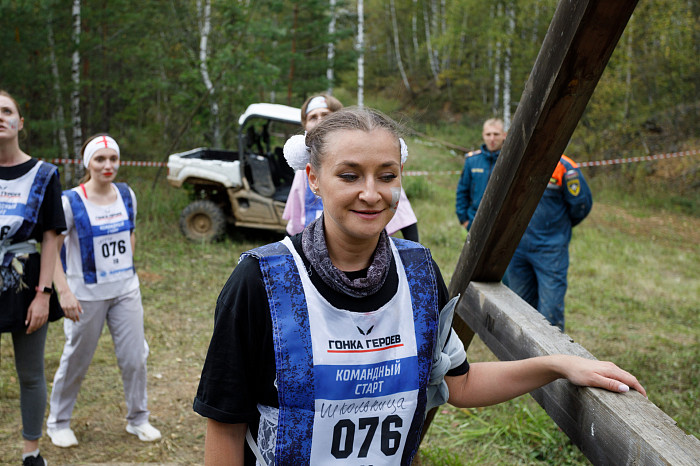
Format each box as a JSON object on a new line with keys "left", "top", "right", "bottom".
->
{"left": 126, "top": 422, "right": 161, "bottom": 442}
{"left": 47, "top": 427, "right": 79, "bottom": 448}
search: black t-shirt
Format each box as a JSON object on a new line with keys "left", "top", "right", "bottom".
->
{"left": 0, "top": 159, "right": 66, "bottom": 332}
{"left": 193, "top": 235, "right": 469, "bottom": 430}
{"left": 0, "top": 159, "right": 66, "bottom": 243}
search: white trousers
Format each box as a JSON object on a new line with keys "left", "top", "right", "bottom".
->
{"left": 47, "top": 287, "right": 150, "bottom": 430}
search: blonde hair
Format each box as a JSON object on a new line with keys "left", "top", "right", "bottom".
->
{"left": 483, "top": 118, "right": 504, "bottom": 131}
{"left": 305, "top": 106, "right": 402, "bottom": 171}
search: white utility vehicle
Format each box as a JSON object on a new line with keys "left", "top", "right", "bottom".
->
{"left": 167, "top": 103, "right": 301, "bottom": 241}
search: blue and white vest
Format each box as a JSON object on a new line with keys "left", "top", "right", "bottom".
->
{"left": 304, "top": 182, "right": 324, "bottom": 227}
{"left": 245, "top": 236, "right": 439, "bottom": 465}
{"left": 0, "top": 161, "right": 56, "bottom": 292}
{"left": 64, "top": 183, "right": 135, "bottom": 284}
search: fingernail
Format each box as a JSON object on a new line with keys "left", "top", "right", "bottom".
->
{"left": 618, "top": 384, "right": 629, "bottom": 392}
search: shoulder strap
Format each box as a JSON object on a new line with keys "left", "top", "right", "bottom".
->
{"left": 114, "top": 182, "right": 135, "bottom": 228}
{"left": 64, "top": 188, "right": 98, "bottom": 283}
{"left": 390, "top": 237, "right": 439, "bottom": 462}
{"left": 240, "top": 240, "right": 290, "bottom": 262}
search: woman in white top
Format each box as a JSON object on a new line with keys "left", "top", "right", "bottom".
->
{"left": 47, "top": 133, "right": 161, "bottom": 447}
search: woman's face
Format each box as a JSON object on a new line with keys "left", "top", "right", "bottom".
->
{"left": 88, "top": 148, "right": 119, "bottom": 183}
{"left": 0, "top": 95, "right": 23, "bottom": 142}
{"left": 304, "top": 107, "right": 332, "bottom": 131}
{"left": 308, "top": 128, "right": 402, "bottom": 244}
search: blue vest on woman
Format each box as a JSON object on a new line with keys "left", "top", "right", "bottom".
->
{"left": 63, "top": 183, "right": 134, "bottom": 284}
{"left": 245, "top": 237, "right": 439, "bottom": 465}
{"left": 1, "top": 161, "right": 56, "bottom": 272}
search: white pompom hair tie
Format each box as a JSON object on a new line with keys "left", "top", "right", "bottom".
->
{"left": 283, "top": 133, "right": 409, "bottom": 171}
{"left": 283, "top": 134, "right": 310, "bottom": 171}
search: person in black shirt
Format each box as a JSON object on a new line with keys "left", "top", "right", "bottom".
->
{"left": 194, "top": 107, "right": 646, "bottom": 465}
{"left": 0, "top": 90, "right": 66, "bottom": 466}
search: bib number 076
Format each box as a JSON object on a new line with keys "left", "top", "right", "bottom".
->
{"left": 331, "top": 415, "right": 402, "bottom": 459}
{"left": 101, "top": 239, "right": 126, "bottom": 258}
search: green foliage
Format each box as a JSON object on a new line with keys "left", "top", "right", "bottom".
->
{"left": 420, "top": 401, "right": 587, "bottom": 465}
{"left": 2, "top": 133, "right": 698, "bottom": 463}
{"left": 2, "top": 0, "right": 697, "bottom": 181}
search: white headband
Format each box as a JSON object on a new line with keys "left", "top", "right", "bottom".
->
{"left": 83, "top": 135, "right": 120, "bottom": 168}
{"left": 305, "top": 96, "right": 328, "bottom": 116}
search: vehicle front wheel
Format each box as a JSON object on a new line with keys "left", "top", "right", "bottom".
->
{"left": 180, "top": 200, "right": 226, "bottom": 242}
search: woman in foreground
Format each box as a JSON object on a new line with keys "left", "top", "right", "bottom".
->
{"left": 194, "top": 107, "right": 645, "bottom": 465}
{"left": 283, "top": 94, "right": 419, "bottom": 242}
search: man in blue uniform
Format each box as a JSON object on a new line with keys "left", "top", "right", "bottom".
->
{"left": 505, "top": 155, "right": 593, "bottom": 331}
{"left": 455, "top": 118, "right": 506, "bottom": 230}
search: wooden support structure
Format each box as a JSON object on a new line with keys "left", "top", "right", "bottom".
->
{"left": 446, "top": 0, "right": 643, "bottom": 355}
{"left": 450, "top": 0, "right": 640, "bottom": 295}
{"left": 458, "top": 282, "right": 700, "bottom": 465}
{"left": 421, "top": 0, "right": 700, "bottom": 463}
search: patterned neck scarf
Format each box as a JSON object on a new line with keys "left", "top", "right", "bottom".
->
{"left": 301, "top": 215, "right": 391, "bottom": 298}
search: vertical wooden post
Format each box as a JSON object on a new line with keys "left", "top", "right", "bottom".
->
{"left": 421, "top": 0, "right": 639, "bottom": 446}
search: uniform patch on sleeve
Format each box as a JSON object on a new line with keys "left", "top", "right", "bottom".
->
{"left": 567, "top": 178, "right": 581, "bottom": 196}
{"left": 471, "top": 168, "right": 484, "bottom": 173}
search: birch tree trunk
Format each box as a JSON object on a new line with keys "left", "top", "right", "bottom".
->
{"left": 411, "top": 0, "right": 419, "bottom": 57}
{"left": 440, "top": 0, "right": 448, "bottom": 70}
{"left": 531, "top": 0, "right": 541, "bottom": 43}
{"left": 503, "top": 2, "right": 515, "bottom": 129}
{"left": 71, "top": 0, "right": 82, "bottom": 161}
{"left": 423, "top": 1, "right": 439, "bottom": 82}
{"left": 624, "top": 16, "right": 634, "bottom": 119}
{"left": 430, "top": 0, "right": 439, "bottom": 68}
{"left": 492, "top": 41, "right": 501, "bottom": 116}
{"left": 327, "top": 0, "right": 337, "bottom": 94}
{"left": 356, "top": 0, "right": 364, "bottom": 107}
{"left": 288, "top": 4, "right": 299, "bottom": 105}
{"left": 197, "top": 0, "right": 221, "bottom": 147}
{"left": 390, "top": 0, "right": 411, "bottom": 92}
{"left": 455, "top": 11, "right": 468, "bottom": 69}
{"left": 47, "top": 11, "right": 69, "bottom": 160}
{"left": 491, "top": 4, "right": 502, "bottom": 116}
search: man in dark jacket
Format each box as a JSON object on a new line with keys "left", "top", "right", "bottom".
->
{"left": 455, "top": 118, "right": 506, "bottom": 230}
{"left": 505, "top": 155, "right": 593, "bottom": 331}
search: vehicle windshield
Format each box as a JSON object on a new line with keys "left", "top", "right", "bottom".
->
{"left": 243, "top": 118, "right": 301, "bottom": 157}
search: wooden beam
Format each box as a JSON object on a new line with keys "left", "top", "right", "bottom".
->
{"left": 457, "top": 282, "right": 700, "bottom": 465}
{"left": 449, "top": 0, "right": 639, "bottom": 298}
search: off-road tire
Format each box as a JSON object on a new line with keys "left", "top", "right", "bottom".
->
{"left": 180, "top": 200, "right": 226, "bottom": 242}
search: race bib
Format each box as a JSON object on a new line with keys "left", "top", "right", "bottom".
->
{"left": 0, "top": 164, "right": 41, "bottom": 242}
{"left": 87, "top": 203, "right": 134, "bottom": 283}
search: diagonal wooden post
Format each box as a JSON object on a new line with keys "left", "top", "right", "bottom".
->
{"left": 421, "top": 0, "right": 639, "bottom": 444}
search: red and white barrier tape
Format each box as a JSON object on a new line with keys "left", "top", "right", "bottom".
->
{"left": 43, "top": 149, "right": 696, "bottom": 175}
{"left": 578, "top": 149, "right": 697, "bottom": 167}
{"left": 47, "top": 158, "right": 167, "bottom": 167}
{"left": 405, "top": 149, "right": 697, "bottom": 176}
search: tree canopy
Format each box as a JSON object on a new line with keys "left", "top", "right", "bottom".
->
{"left": 1, "top": 0, "right": 697, "bottom": 160}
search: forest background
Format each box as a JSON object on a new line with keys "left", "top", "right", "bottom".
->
{"left": 1, "top": 0, "right": 698, "bottom": 165}
{"left": 1, "top": 0, "right": 699, "bottom": 464}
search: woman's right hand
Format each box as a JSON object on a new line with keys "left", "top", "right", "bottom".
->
{"left": 59, "top": 290, "right": 83, "bottom": 322}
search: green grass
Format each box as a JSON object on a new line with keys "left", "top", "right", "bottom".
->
{"left": 0, "top": 142, "right": 698, "bottom": 465}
